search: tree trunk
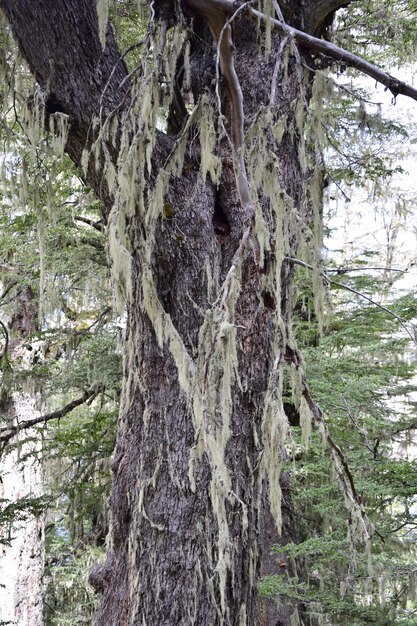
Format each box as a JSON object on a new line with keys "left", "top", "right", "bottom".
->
{"left": 1, "top": 1, "right": 339, "bottom": 624}
{"left": 0, "top": 288, "right": 44, "bottom": 625}
{"left": 0, "top": 395, "right": 44, "bottom": 626}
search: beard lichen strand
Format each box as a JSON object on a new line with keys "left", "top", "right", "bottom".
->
{"left": 294, "top": 68, "right": 329, "bottom": 335}
{"left": 49, "top": 112, "right": 70, "bottom": 158}
{"left": 106, "top": 23, "right": 188, "bottom": 310}
{"left": 96, "top": 0, "right": 109, "bottom": 49}
{"left": 141, "top": 265, "right": 195, "bottom": 395}
{"left": 23, "top": 87, "right": 46, "bottom": 162}
{"left": 107, "top": 130, "right": 146, "bottom": 310}
{"left": 263, "top": 0, "right": 274, "bottom": 55}
{"left": 246, "top": 106, "right": 306, "bottom": 533}
{"left": 290, "top": 608, "right": 302, "bottom": 626}
{"left": 200, "top": 95, "right": 222, "bottom": 184}
{"left": 188, "top": 254, "right": 248, "bottom": 619}
{"left": 289, "top": 343, "right": 314, "bottom": 449}
{"left": 36, "top": 197, "right": 46, "bottom": 328}
{"left": 310, "top": 75, "right": 328, "bottom": 335}
{"left": 261, "top": 366, "right": 288, "bottom": 534}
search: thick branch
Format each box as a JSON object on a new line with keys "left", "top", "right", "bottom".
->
{"left": 74, "top": 215, "right": 105, "bottom": 233}
{"left": 196, "top": 0, "right": 417, "bottom": 102}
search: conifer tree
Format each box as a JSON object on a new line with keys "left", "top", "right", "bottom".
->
{"left": 0, "top": 1, "right": 416, "bottom": 624}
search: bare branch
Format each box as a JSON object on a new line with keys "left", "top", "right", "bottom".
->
{"left": 327, "top": 266, "right": 408, "bottom": 274}
{"left": 74, "top": 215, "right": 105, "bottom": 233}
{"left": 0, "top": 384, "right": 104, "bottom": 446}
{"left": 0, "top": 280, "right": 18, "bottom": 304}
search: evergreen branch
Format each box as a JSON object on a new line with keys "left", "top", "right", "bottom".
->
{"left": 200, "top": 0, "right": 417, "bottom": 102}
{"left": 284, "top": 256, "right": 416, "bottom": 344}
{"left": 0, "top": 384, "right": 104, "bottom": 446}
{"left": 301, "top": 375, "right": 359, "bottom": 502}
{"left": 285, "top": 345, "right": 374, "bottom": 542}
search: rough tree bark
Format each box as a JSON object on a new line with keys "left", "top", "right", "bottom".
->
{"left": 0, "top": 1, "right": 359, "bottom": 624}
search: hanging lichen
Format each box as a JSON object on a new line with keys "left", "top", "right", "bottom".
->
{"left": 96, "top": 0, "right": 109, "bottom": 49}
{"left": 49, "top": 112, "right": 70, "bottom": 157}
{"left": 199, "top": 95, "right": 222, "bottom": 184}
{"left": 82, "top": 4, "right": 379, "bottom": 621}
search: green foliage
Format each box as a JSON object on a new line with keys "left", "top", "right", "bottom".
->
{"left": 0, "top": 494, "right": 49, "bottom": 545}
{"left": 333, "top": 0, "right": 417, "bottom": 66}
{"left": 0, "top": 58, "right": 120, "bottom": 623}
{"left": 44, "top": 539, "right": 104, "bottom": 626}
{"left": 261, "top": 256, "right": 417, "bottom": 624}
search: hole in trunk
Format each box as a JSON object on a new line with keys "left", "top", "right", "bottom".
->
{"left": 212, "top": 195, "right": 231, "bottom": 243}
{"left": 262, "top": 291, "right": 276, "bottom": 310}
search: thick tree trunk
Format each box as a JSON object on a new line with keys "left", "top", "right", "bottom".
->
{"left": 93, "top": 13, "right": 314, "bottom": 625}
{"left": 1, "top": 1, "right": 336, "bottom": 624}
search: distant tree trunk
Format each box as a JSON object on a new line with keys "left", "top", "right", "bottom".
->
{"left": 1, "top": 1, "right": 342, "bottom": 624}
{"left": 0, "top": 289, "right": 44, "bottom": 626}
{"left": 0, "top": 395, "right": 44, "bottom": 626}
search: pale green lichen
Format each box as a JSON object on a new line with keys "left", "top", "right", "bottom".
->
{"left": 49, "top": 112, "right": 70, "bottom": 157}
{"left": 96, "top": 0, "right": 109, "bottom": 49}
{"left": 199, "top": 95, "right": 222, "bottom": 184}
{"left": 263, "top": 0, "right": 273, "bottom": 54}
{"left": 91, "top": 14, "right": 353, "bottom": 621}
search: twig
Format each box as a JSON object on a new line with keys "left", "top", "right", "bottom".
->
{"left": 99, "top": 40, "right": 145, "bottom": 126}
{"left": 327, "top": 266, "right": 408, "bottom": 274}
{"left": 284, "top": 256, "right": 416, "bottom": 344}
{"left": 269, "top": 36, "right": 289, "bottom": 106}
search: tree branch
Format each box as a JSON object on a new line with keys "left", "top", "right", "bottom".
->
{"left": 74, "top": 216, "right": 105, "bottom": 233}
{"left": 284, "top": 256, "right": 417, "bottom": 344}
{"left": 0, "top": 320, "right": 9, "bottom": 360}
{"left": 285, "top": 345, "right": 374, "bottom": 542}
{"left": 0, "top": 280, "right": 19, "bottom": 304}
{"left": 199, "top": 0, "right": 417, "bottom": 102}
{"left": 0, "top": 384, "right": 104, "bottom": 446}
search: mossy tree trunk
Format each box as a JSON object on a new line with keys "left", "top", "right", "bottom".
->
{"left": 1, "top": 1, "right": 346, "bottom": 624}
